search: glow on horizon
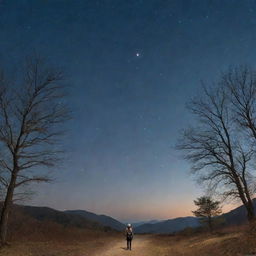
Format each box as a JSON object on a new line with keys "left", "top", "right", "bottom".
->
{"left": 29, "top": 184, "right": 241, "bottom": 222}
{"left": 79, "top": 202, "right": 241, "bottom": 222}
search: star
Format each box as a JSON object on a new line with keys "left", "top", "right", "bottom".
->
{"left": 136, "top": 52, "right": 140, "bottom": 57}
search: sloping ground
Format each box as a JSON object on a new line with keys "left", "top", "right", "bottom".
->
{"left": 222, "top": 198, "right": 256, "bottom": 226}
{"left": 93, "top": 224, "right": 256, "bottom": 256}
{"left": 146, "top": 231, "right": 256, "bottom": 256}
{"left": 0, "top": 234, "right": 120, "bottom": 256}
{"left": 1, "top": 207, "right": 121, "bottom": 256}
{"left": 2, "top": 204, "right": 256, "bottom": 256}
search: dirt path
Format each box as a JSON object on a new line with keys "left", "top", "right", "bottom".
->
{"left": 96, "top": 235, "right": 155, "bottom": 256}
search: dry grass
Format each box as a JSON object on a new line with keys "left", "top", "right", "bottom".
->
{"left": 0, "top": 210, "right": 121, "bottom": 256}
{"left": 3, "top": 229, "right": 256, "bottom": 256}
{"left": 1, "top": 228, "right": 120, "bottom": 256}
{"left": 0, "top": 237, "right": 119, "bottom": 256}
{"left": 149, "top": 227, "right": 256, "bottom": 256}
{"left": 2, "top": 216, "right": 256, "bottom": 256}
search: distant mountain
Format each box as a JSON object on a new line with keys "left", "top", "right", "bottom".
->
{"left": 8, "top": 198, "right": 256, "bottom": 235}
{"left": 222, "top": 198, "right": 256, "bottom": 226}
{"left": 132, "top": 220, "right": 161, "bottom": 228}
{"left": 135, "top": 216, "right": 200, "bottom": 234}
{"left": 20, "top": 205, "right": 104, "bottom": 230}
{"left": 65, "top": 210, "right": 126, "bottom": 231}
{"left": 135, "top": 199, "right": 256, "bottom": 234}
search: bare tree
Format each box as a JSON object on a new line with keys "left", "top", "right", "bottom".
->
{"left": 177, "top": 84, "right": 255, "bottom": 223}
{"left": 0, "top": 57, "right": 70, "bottom": 245}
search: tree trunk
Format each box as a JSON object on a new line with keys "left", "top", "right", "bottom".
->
{"left": 233, "top": 173, "right": 255, "bottom": 222}
{"left": 246, "top": 199, "right": 255, "bottom": 223}
{"left": 0, "top": 172, "right": 16, "bottom": 245}
{"left": 241, "top": 173, "right": 255, "bottom": 223}
{"left": 208, "top": 216, "right": 213, "bottom": 233}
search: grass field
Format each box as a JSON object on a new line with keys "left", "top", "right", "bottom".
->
{"left": 2, "top": 225, "right": 256, "bottom": 256}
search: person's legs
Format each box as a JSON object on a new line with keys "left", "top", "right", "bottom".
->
{"left": 127, "top": 239, "right": 129, "bottom": 250}
{"left": 127, "top": 239, "right": 132, "bottom": 250}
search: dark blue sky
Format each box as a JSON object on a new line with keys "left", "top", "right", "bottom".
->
{"left": 1, "top": 0, "right": 256, "bottom": 222}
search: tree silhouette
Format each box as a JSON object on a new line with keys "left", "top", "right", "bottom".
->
{"left": 177, "top": 68, "right": 256, "bottom": 223}
{"left": 0, "top": 56, "right": 70, "bottom": 246}
{"left": 192, "top": 196, "right": 222, "bottom": 232}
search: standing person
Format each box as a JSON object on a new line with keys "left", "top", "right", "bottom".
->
{"left": 125, "top": 224, "right": 133, "bottom": 250}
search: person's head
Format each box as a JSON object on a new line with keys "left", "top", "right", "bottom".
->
{"left": 127, "top": 223, "right": 131, "bottom": 228}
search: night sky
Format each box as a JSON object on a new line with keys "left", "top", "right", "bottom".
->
{"left": 1, "top": 0, "right": 256, "bottom": 222}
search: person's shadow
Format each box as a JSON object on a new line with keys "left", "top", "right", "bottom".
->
{"left": 121, "top": 247, "right": 128, "bottom": 250}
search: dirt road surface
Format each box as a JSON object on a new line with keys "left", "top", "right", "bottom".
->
{"left": 95, "top": 235, "right": 161, "bottom": 256}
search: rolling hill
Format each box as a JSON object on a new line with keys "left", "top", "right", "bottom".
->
{"left": 222, "top": 198, "right": 256, "bottom": 226}
{"left": 135, "top": 216, "right": 200, "bottom": 234}
{"left": 20, "top": 205, "right": 104, "bottom": 230}
{"left": 65, "top": 210, "right": 126, "bottom": 231}
{"left": 5, "top": 198, "right": 256, "bottom": 235}
{"left": 16, "top": 205, "right": 125, "bottom": 231}
{"left": 134, "top": 198, "right": 256, "bottom": 234}
{"left": 132, "top": 220, "right": 160, "bottom": 227}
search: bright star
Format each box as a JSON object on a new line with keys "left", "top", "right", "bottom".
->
{"left": 136, "top": 53, "right": 140, "bottom": 57}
